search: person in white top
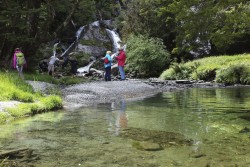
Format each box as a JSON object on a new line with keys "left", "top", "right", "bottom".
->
{"left": 48, "top": 55, "right": 63, "bottom": 76}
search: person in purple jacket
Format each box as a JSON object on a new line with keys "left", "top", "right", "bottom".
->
{"left": 13, "top": 48, "right": 26, "bottom": 80}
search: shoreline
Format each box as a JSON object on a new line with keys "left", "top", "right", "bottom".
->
{"left": 1, "top": 79, "right": 250, "bottom": 113}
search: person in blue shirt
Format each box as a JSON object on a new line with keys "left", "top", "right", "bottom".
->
{"left": 104, "top": 51, "right": 112, "bottom": 81}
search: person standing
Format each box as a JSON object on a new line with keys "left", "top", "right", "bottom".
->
{"left": 104, "top": 51, "right": 112, "bottom": 81}
{"left": 68, "top": 52, "right": 78, "bottom": 75}
{"left": 48, "top": 55, "right": 63, "bottom": 77}
{"left": 115, "top": 47, "right": 126, "bottom": 80}
{"left": 13, "top": 48, "right": 26, "bottom": 80}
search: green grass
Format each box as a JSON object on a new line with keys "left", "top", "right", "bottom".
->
{"left": 0, "top": 71, "right": 63, "bottom": 124}
{"left": 25, "top": 72, "right": 60, "bottom": 84}
{"left": 160, "top": 54, "right": 250, "bottom": 85}
{"left": 25, "top": 72, "right": 88, "bottom": 85}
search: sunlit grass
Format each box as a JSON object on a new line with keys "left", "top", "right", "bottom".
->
{"left": 0, "top": 71, "right": 63, "bottom": 124}
{"left": 160, "top": 54, "right": 250, "bottom": 84}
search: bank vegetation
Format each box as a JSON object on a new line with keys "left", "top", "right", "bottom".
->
{"left": 160, "top": 54, "right": 250, "bottom": 85}
{"left": 0, "top": 72, "right": 62, "bottom": 124}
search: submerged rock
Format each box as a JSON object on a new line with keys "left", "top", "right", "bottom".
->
{"left": 119, "top": 127, "right": 193, "bottom": 149}
{"left": 132, "top": 141, "right": 163, "bottom": 151}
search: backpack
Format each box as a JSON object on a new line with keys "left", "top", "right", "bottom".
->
{"left": 16, "top": 52, "right": 25, "bottom": 66}
{"left": 104, "top": 57, "right": 109, "bottom": 64}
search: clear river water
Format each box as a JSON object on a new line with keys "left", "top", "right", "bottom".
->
{"left": 0, "top": 87, "right": 250, "bottom": 167}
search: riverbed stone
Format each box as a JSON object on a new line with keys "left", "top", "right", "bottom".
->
{"left": 120, "top": 127, "right": 193, "bottom": 148}
{"left": 138, "top": 141, "right": 163, "bottom": 151}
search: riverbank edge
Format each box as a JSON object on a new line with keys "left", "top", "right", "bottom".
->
{"left": 0, "top": 79, "right": 249, "bottom": 124}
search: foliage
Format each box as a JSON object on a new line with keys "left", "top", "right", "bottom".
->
{"left": 0, "top": 71, "right": 63, "bottom": 124}
{"left": 0, "top": 72, "right": 34, "bottom": 101}
{"left": 167, "top": 0, "right": 250, "bottom": 56}
{"left": 0, "top": 0, "right": 115, "bottom": 69}
{"left": 160, "top": 54, "right": 250, "bottom": 85}
{"left": 126, "top": 34, "right": 170, "bottom": 78}
{"left": 118, "top": 0, "right": 250, "bottom": 59}
{"left": 1, "top": 0, "right": 250, "bottom": 72}
{"left": 216, "top": 64, "right": 250, "bottom": 85}
{"left": 116, "top": 0, "right": 174, "bottom": 48}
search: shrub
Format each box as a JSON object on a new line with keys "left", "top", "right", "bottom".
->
{"left": 126, "top": 34, "right": 170, "bottom": 78}
{"left": 160, "top": 62, "right": 195, "bottom": 80}
{"left": 160, "top": 68, "right": 176, "bottom": 80}
{"left": 216, "top": 64, "right": 250, "bottom": 85}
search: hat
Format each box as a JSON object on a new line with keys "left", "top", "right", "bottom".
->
{"left": 15, "top": 48, "right": 20, "bottom": 51}
{"left": 107, "top": 51, "right": 112, "bottom": 54}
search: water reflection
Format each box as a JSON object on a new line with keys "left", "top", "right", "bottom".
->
{"left": 0, "top": 87, "right": 250, "bottom": 166}
{"left": 109, "top": 100, "right": 128, "bottom": 135}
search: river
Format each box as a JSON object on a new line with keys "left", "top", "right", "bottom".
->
{"left": 0, "top": 87, "right": 250, "bottom": 167}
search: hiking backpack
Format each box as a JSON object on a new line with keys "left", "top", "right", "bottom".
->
{"left": 104, "top": 57, "right": 109, "bottom": 64}
{"left": 16, "top": 52, "right": 25, "bottom": 66}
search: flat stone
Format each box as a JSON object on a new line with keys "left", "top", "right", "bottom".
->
{"left": 139, "top": 141, "right": 163, "bottom": 151}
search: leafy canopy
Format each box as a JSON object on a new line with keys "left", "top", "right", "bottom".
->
{"left": 126, "top": 34, "right": 170, "bottom": 78}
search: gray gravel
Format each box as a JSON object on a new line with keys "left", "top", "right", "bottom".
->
{"left": 0, "top": 101, "right": 21, "bottom": 112}
{"left": 2, "top": 79, "right": 246, "bottom": 112}
{"left": 26, "top": 81, "right": 57, "bottom": 93}
{"left": 0, "top": 80, "right": 161, "bottom": 112}
{"left": 62, "top": 79, "right": 161, "bottom": 110}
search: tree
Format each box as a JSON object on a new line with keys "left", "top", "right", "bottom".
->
{"left": 0, "top": 0, "right": 98, "bottom": 69}
{"left": 167, "top": 0, "right": 250, "bottom": 56}
{"left": 126, "top": 34, "right": 170, "bottom": 78}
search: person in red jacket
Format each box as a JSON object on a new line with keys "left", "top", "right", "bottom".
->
{"left": 115, "top": 47, "right": 126, "bottom": 80}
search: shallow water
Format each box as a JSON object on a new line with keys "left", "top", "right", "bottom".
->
{"left": 0, "top": 87, "right": 250, "bottom": 167}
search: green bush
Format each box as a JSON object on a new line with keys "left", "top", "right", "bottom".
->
{"left": 196, "top": 69, "right": 217, "bottom": 81}
{"left": 126, "top": 34, "right": 170, "bottom": 78}
{"left": 160, "top": 62, "right": 197, "bottom": 80}
{"left": 216, "top": 64, "right": 250, "bottom": 85}
{"left": 160, "top": 68, "right": 176, "bottom": 80}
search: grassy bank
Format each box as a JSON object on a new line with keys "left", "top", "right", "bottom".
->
{"left": 160, "top": 54, "right": 250, "bottom": 85}
{"left": 0, "top": 71, "right": 63, "bottom": 124}
{"left": 24, "top": 72, "right": 88, "bottom": 85}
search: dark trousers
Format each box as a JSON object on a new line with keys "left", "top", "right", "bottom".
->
{"left": 105, "top": 66, "right": 111, "bottom": 81}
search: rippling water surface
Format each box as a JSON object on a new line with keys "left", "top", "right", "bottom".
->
{"left": 0, "top": 87, "right": 250, "bottom": 167}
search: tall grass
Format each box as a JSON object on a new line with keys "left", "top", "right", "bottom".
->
{"left": 160, "top": 54, "right": 250, "bottom": 85}
{"left": 0, "top": 71, "right": 63, "bottom": 124}
{"left": 0, "top": 72, "right": 34, "bottom": 101}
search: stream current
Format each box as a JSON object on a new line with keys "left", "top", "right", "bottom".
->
{"left": 0, "top": 87, "right": 250, "bottom": 167}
